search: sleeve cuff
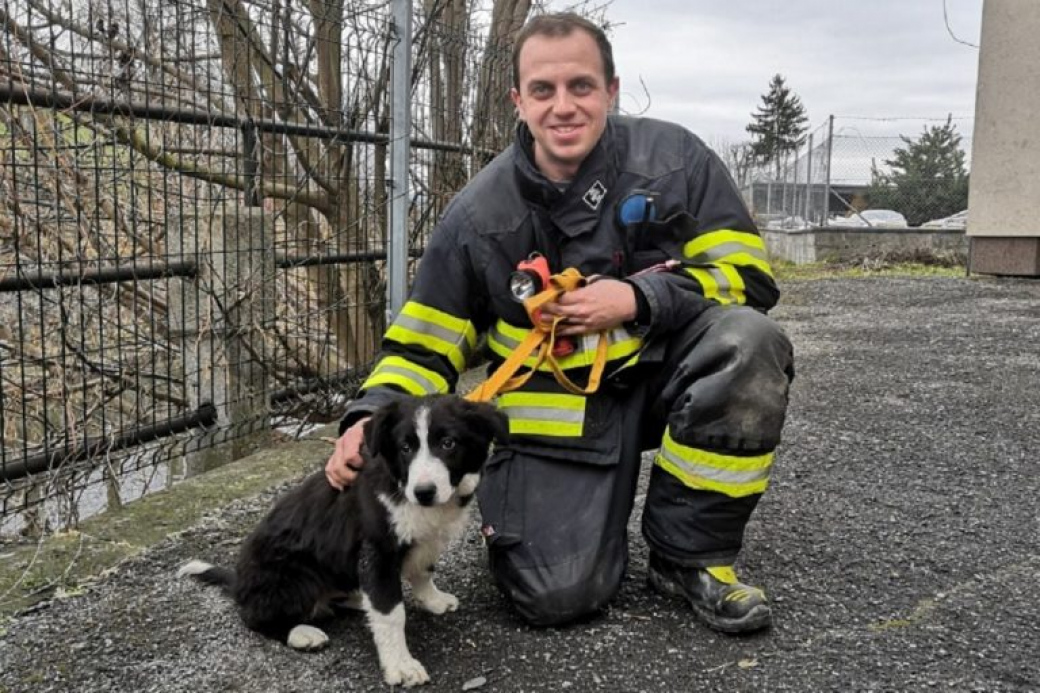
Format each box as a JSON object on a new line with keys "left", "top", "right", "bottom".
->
{"left": 623, "top": 280, "right": 653, "bottom": 335}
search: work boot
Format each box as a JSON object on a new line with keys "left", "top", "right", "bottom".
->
{"left": 647, "top": 552, "right": 771, "bottom": 633}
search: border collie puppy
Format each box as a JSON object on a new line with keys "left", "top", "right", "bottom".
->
{"left": 178, "top": 395, "right": 508, "bottom": 688}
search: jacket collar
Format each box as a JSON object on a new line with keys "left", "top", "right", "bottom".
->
{"left": 513, "top": 120, "right": 618, "bottom": 238}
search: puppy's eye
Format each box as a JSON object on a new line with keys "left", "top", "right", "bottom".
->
{"left": 440, "top": 437, "right": 456, "bottom": 450}
{"left": 400, "top": 441, "right": 413, "bottom": 453}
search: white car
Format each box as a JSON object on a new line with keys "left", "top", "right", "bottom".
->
{"left": 829, "top": 209, "right": 909, "bottom": 228}
{"left": 921, "top": 210, "right": 968, "bottom": 230}
{"left": 765, "top": 215, "right": 809, "bottom": 231}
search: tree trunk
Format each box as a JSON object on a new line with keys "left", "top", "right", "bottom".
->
{"left": 472, "top": 0, "right": 531, "bottom": 158}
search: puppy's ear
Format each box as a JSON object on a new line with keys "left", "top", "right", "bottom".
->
{"left": 461, "top": 400, "right": 510, "bottom": 447}
{"left": 362, "top": 400, "right": 402, "bottom": 461}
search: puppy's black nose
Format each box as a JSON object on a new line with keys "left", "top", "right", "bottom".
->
{"left": 413, "top": 485, "right": 437, "bottom": 506}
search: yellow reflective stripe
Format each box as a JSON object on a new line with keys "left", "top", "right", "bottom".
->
{"left": 654, "top": 427, "right": 773, "bottom": 497}
{"left": 716, "top": 263, "right": 746, "bottom": 304}
{"left": 487, "top": 321, "right": 642, "bottom": 371}
{"left": 683, "top": 265, "right": 747, "bottom": 305}
{"left": 401, "top": 302, "right": 478, "bottom": 347}
{"left": 712, "top": 251, "right": 774, "bottom": 278}
{"left": 683, "top": 230, "right": 774, "bottom": 278}
{"left": 685, "top": 266, "right": 722, "bottom": 303}
{"left": 684, "top": 267, "right": 730, "bottom": 305}
{"left": 488, "top": 319, "right": 531, "bottom": 349}
{"left": 558, "top": 330, "right": 642, "bottom": 369}
{"left": 384, "top": 302, "right": 476, "bottom": 373}
{"left": 684, "top": 229, "right": 766, "bottom": 257}
{"left": 497, "top": 391, "right": 585, "bottom": 437}
{"left": 707, "top": 566, "right": 738, "bottom": 585}
{"left": 362, "top": 356, "right": 449, "bottom": 396}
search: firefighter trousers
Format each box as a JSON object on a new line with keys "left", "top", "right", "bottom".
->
{"left": 477, "top": 304, "right": 795, "bottom": 626}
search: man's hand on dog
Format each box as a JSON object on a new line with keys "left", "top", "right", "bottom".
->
{"left": 325, "top": 416, "right": 370, "bottom": 490}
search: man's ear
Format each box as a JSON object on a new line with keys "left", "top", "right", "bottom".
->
{"left": 608, "top": 76, "right": 620, "bottom": 111}
{"left": 362, "top": 401, "right": 401, "bottom": 461}
{"left": 510, "top": 87, "right": 524, "bottom": 120}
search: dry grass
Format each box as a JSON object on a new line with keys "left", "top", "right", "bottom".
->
{"left": 774, "top": 248, "right": 967, "bottom": 281}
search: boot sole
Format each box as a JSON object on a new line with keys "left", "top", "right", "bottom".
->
{"left": 648, "top": 567, "right": 772, "bottom": 634}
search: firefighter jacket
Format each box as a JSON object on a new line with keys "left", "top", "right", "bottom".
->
{"left": 340, "top": 116, "right": 779, "bottom": 448}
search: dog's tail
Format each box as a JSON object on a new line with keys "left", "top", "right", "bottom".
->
{"left": 177, "top": 559, "right": 236, "bottom": 592}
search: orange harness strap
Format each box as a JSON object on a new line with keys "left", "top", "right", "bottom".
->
{"left": 465, "top": 268, "right": 609, "bottom": 403}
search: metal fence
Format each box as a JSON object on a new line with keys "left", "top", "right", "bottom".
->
{"left": 744, "top": 115, "right": 974, "bottom": 231}
{"left": 0, "top": 0, "right": 515, "bottom": 534}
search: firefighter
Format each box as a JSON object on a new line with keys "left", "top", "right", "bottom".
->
{"left": 326, "top": 11, "right": 794, "bottom": 632}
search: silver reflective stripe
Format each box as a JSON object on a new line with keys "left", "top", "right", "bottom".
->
{"left": 489, "top": 324, "right": 521, "bottom": 350}
{"left": 499, "top": 405, "right": 584, "bottom": 425}
{"left": 372, "top": 364, "right": 441, "bottom": 394}
{"left": 490, "top": 323, "right": 635, "bottom": 353}
{"left": 657, "top": 446, "right": 771, "bottom": 484}
{"left": 394, "top": 313, "right": 466, "bottom": 346}
{"left": 703, "top": 266, "right": 739, "bottom": 304}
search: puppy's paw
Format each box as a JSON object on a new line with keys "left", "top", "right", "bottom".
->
{"left": 383, "top": 655, "right": 430, "bottom": 687}
{"left": 286, "top": 624, "right": 330, "bottom": 651}
{"left": 416, "top": 589, "right": 458, "bottom": 615}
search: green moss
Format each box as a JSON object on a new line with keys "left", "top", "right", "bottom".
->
{"left": 775, "top": 260, "right": 966, "bottom": 281}
{"left": 0, "top": 425, "right": 337, "bottom": 621}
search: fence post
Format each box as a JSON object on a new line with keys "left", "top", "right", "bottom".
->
{"left": 388, "top": 0, "right": 412, "bottom": 319}
{"left": 824, "top": 115, "right": 835, "bottom": 223}
{"left": 169, "top": 205, "right": 275, "bottom": 478}
{"left": 804, "top": 133, "right": 814, "bottom": 223}
{"left": 782, "top": 153, "right": 791, "bottom": 216}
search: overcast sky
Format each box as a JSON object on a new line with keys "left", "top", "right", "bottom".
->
{"left": 604, "top": 0, "right": 984, "bottom": 143}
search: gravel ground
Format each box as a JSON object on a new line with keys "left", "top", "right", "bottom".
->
{"left": 2, "top": 274, "right": 1039, "bottom": 693}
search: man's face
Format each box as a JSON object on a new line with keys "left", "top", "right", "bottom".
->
{"left": 511, "top": 30, "right": 619, "bottom": 183}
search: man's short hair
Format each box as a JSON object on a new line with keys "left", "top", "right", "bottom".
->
{"left": 512, "top": 12, "right": 615, "bottom": 90}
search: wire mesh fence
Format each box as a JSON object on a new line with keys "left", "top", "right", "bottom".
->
{"left": 0, "top": 0, "right": 515, "bottom": 534}
{"left": 744, "top": 115, "right": 973, "bottom": 231}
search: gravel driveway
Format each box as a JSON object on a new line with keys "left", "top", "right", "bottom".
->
{"left": 2, "top": 274, "right": 1038, "bottom": 692}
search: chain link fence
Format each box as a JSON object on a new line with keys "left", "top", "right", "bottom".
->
{"left": 744, "top": 116, "right": 973, "bottom": 232}
{"left": 0, "top": 0, "right": 517, "bottom": 534}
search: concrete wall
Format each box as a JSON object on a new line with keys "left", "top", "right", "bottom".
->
{"left": 968, "top": 0, "right": 1040, "bottom": 239}
{"left": 762, "top": 227, "right": 967, "bottom": 265}
{"left": 966, "top": 0, "right": 1040, "bottom": 275}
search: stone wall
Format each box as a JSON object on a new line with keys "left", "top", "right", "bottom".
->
{"left": 762, "top": 227, "right": 968, "bottom": 265}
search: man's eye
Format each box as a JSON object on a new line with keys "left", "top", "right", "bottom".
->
{"left": 441, "top": 437, "right": 456, "bottom": 450}
{"left": 572, "top": 82, "right": 593, "bottom": 95}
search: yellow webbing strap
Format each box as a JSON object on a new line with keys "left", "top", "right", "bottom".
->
{"left": 465, "top": 268, "right": 609, "bottom": 403}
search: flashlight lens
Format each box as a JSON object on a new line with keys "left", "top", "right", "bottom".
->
{"left": 509, "top": 271, "right": 538, "bottom": 301}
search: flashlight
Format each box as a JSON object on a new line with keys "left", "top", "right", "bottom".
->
{"left": 509, "top": 270, "right": 539, "bottom": 302}
{"left": 507, "top": 252, "right": 574, "bottom": 357}
{"left": 509, "top": 253, "right": 551, "bottom": 302}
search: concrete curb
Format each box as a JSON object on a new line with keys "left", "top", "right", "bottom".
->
{"left": 0, "top": 423, "right": 338, "bottom": 623}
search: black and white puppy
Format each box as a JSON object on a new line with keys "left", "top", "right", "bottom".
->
{"left": 178, "top": 394, "right": 508, "bottom": 688}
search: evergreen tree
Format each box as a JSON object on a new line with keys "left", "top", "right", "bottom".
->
{"left": 869, "top": 117, "right": 970, "bottom": 227}
{"left": 746, "top": 74, "right": 809, "bottom": 177}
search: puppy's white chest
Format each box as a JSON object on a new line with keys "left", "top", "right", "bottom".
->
{"left": 379, "top": 495, "right": 469, "bottom": 546}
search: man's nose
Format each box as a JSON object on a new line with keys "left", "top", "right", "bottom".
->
{"left": 552, "top": 91, "right": 577, "bottom": 115}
